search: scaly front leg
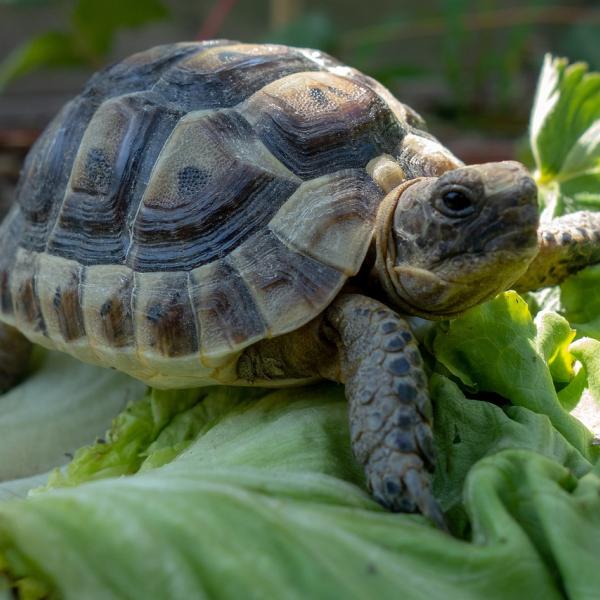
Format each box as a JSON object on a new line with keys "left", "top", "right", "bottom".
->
{"left": 325, "top": 293, "right": 444, "bottom": 527}
{"left": 515, "top": 211, "right": 600, "bottom": 292}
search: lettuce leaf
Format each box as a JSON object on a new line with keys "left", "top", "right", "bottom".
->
{"left": 2, "top": 379, "right": 598, "bottom": 600}
{"left": 560, "top": 264, "right": 600, "bottom": 340}
{"left": 432, "top": 292, "right": 596, "bottom": 460}
{"left": 0, "top": 350, "right": 145, "bottom": 491}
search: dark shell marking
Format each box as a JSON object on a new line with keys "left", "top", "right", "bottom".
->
{"left": 189, "top": 258, "right": 267, "bottom": 360}
{"left": 47, "top": 93, "right": 185, "bottom": 265}
{"left": 46, "top": 261, "right": 85, "bottom": 342}
{"left": 134, "top": 271, "right": 199, "bottom": 357}
{"left": 0, "top": 207, "right": 24, "bottom": 316}
{"left": 10, "top": 250, "right": 46, "bottom": 337}
{"left": 240, "top": 71, "right": 403, "bottom": 179}
{"left": 128, "top": 108, "right": 300, "bottom": 271}
{"left": 95, "top": 269, "right": 134, "bottom": 348}
{"left": 152, "top": 43, "right": 327, "bottom": 111}
{"left": 0, "top": 41, "right": 451, "bottom": 381}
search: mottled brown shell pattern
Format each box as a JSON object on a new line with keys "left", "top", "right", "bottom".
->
{"left": 0, "top": 41, "right": 461, "bottom": 387}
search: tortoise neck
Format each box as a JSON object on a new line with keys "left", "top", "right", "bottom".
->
{"left": 371, "top": 179, "right": 421, "bottom": 314}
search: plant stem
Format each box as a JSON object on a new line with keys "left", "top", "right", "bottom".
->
{"left": 196, "top": 0, "right": 239, "bottom": 40}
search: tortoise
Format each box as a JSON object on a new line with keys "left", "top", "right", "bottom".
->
{"left": 1, "top": 41, "right": 599, "bottom": 526}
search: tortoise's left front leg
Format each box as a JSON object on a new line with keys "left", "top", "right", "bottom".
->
{"left": 325, "top": 293, "right": 444, "bottom": 527}
{"left": 515, "top": 211, "right": 600, "bottom": 292}
{"left": 0, "top": 322, "right": 32, "bottom": 393}
{"left": 237, "top": 293, "right": 444, "bottom": 527}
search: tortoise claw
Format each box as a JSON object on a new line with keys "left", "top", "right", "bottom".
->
{"left": 404, "top": 468, "right": 447, "bottom": 530}
{"left": 369, "top": 459, "right": 447, "bottom": 530}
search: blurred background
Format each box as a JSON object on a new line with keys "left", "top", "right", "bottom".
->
{"left": 0, "top": 0, "right": 598, "bottom": 213}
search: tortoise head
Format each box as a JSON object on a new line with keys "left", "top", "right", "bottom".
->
{"left": 374, "top": 161, "right": 539, "bottom": 318}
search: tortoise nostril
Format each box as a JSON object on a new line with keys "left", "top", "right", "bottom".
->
{"left": 518, "top": 178, "right": 538, "bottom": 205}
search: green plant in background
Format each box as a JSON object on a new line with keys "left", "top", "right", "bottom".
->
{"left": 269, "top": 1, "right": 598, "bottom": 132}
{"left": 0, "top": 55, "right": 599, "bottom": 599}
{"left": 435, "top": 0, "right": 554, "bottom": 119}
{"left": 531, "top": 56, "right": 600, "bottom": 217}
{"left": 0, "top": 0, "right": 169, "bottom": 90}
{"left": 2, "top": 0, "right": 597, "bottom": 137}
{"left": 529, "top": 56, "right": 600, "bottom": 340}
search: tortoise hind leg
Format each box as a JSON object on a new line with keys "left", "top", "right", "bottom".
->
{"left": 515, "top": 211, "right": 600, "bottom": 292}
{"left": 0, "top": 322, "right": 33, "bottom": 393}
{"left": 325, "top": 293, "right": 445, "bottom": 528}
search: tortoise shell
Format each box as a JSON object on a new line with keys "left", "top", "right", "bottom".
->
{"left": 0, "top": 41, "right": 461, "bottom": 387}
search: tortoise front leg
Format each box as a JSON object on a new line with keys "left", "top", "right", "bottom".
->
{"left": 515, "top": 211, "right": 600, "bottom": 292}
{"left": 325, "top": 293, "right": 444, "bottom": 527}
{"left": 0, "top": 322, "right": 32, "bottom": 393}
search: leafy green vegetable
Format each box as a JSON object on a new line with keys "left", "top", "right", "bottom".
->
{"left": 465, "top": 450, "right": 600, "bottom": 600}
{"left": 3, "top": 380, "right": 600, "bottom": 600}
{"left": 533, "top": 310, "right": 576, "bottom": 383}
{"left": 432, "top": 292, "right": 596, "bottom": 461}
{"left": 560, "top": 264, "right": 600, "bottom": 340}
{"left": 431, "top": 372, "right": 592, "bottom": 524}
{"left": 43, "top": 386, "right": 268, "bottom": 489}
{"left": 0, "top": 350, "right": 144, "bottom": 489}
{"left": 570, "top": 337, "right": 600, "bottom": 406}
{"left": 527, "top": 55, "right": 600, "bottom": 346}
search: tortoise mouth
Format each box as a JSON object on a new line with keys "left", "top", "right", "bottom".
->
{"left": 479, "top": 202, "right": 539, "bottom": 252}
{"left": 391, "top": 241, "right": 539, "bottom": 319}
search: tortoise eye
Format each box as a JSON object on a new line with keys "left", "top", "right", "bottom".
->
{"left": 438, "top": 189, "right": 476, "bottom": 217}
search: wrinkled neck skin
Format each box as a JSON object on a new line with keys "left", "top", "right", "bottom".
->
{"left": 373, "top": 179, "right": 426, "bottom": 315}
{"left": 372, "top": 179, "right": 539, "bottom": 320}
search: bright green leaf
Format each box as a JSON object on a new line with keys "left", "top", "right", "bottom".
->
{"left": 0, "top": 351, "right": 145, "bottom": 485}
{"left": 0, "top": 384, "right": 588, "bottom": 600}
{"left": 526, "top": 55, "right": 600, "bottom": 341}
{"left": 431, "top": 374, "right": 591, "bottom": 528}
{"left": 432, "top": 291, "right": 596, "bottom": 460}
{"left": 465, "top": 450, "right": 600, "bottom": 599}
{"left": 534, "top": 310, "right": 576, "bottom": 383}
{"left": 530, "top": 55, "right": 600, "bottom": 218}
{"left": 557, "top": 368, "right": 588, "bottom": 412}
{"left": 531, "top": 55, "right": 600, "bottom": 182}
{"left": 559, "top": 263, "right": 600, "bottom": 340}
{"left": 42, "top": 386, "right": 268, "bottom": 489}
{"left": 570, "top": 337, "right": 600, "bottom": 406}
